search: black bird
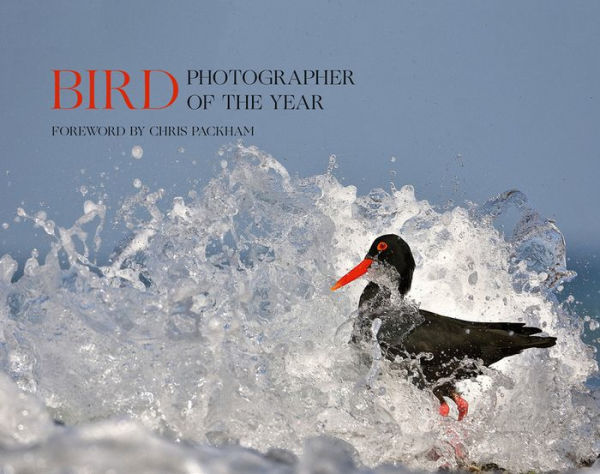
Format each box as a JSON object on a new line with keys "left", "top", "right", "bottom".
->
{"left": 331, "top": 234, "right": 556, "bottom": 420}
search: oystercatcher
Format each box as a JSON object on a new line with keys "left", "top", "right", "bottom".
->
{"left": 331, "top": 234, "right": 556, "bottom": 420}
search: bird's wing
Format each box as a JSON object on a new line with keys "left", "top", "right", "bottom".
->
{"left": 379, "top": 308, "right": 555, "bottom": 366}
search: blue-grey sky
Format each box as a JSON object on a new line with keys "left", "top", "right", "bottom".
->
{"left": 1, "top": 1, "right": 599, "bottom": 262}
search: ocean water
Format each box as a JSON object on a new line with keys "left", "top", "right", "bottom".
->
{"left": 0, "top": 144, "right": 598, "bottom": 473}
{"left": 565, "top": 250, "right": 600, "bottom": 388}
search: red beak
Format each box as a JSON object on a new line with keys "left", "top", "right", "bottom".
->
{"left": 331, "top": 258, "right": 373, "bottom": 291}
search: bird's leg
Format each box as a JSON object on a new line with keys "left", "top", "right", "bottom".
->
{"left": 434, "top": 384, "right": 468, "bottom": 421}
{"left": 434, "top": 386, "right": 468, "bottom": 461}
{"left": 451, "top": 392, "right": 469, "bottom": 421}
{"left": 433, "top": 386, "right": 450, "bottom": 417}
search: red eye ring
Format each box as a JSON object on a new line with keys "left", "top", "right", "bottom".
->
{"left": 377, "top": 242, "right": 388, "bottom": 252}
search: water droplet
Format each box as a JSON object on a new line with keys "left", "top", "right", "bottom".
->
{"left": 327, "top": 154, "right": 338, "bottom": 174}
{"left": 1, "top": 222, "right": 8, "bottom": 230}
{"left": 468, "top": 271, "right": 478, "bottom": 285}
{"left": 133, "top": 178, "right": 142, "bottom": 189}
{"left": 131, "top": 145, "right": 144, "bottom": 160}
{"left": 220, "top": 160, "right": 228, "bottom": 169}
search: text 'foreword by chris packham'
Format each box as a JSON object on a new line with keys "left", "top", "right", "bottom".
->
{"left": 50, "top": 125, "right": 255, "bottom": 137}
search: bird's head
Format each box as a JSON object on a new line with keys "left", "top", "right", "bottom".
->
{"left": 331, "top": 234, "right": 415, "bottom": 296}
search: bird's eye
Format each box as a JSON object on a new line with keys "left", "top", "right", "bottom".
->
{"left": 377, "top": 242, "right": 388, "bottom": 252}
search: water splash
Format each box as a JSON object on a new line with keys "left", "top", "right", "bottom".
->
{"left": 0, "top": 144, "right": 597, "bottom": 472}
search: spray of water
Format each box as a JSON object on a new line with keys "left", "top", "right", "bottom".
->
{"left": 0, "top": 144, "right": 598, "bottom": 472}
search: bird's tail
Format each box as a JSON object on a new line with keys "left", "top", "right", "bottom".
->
{"left": 475, "top": 321, "right": 557, "bottom": 349}
{"left": 523, "top": 335, "right": 556, "bottom": 349}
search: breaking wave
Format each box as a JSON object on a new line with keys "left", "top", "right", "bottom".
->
{"left": 0, "top": 144, "right": 598, "bottom": 472}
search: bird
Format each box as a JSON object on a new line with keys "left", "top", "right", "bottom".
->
{"left": 331, "top": 234, "right": 556, "bottom": 420}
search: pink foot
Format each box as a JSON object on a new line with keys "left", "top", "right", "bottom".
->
{"left": 439, "top": 401, "right": 450, "bottom": 417}
{"left": 452, "top": 394, "right": 469, "bottom": 421}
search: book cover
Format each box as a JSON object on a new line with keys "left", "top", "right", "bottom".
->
{"left": 0, "top": 1, "right": 598, "bottom": 472}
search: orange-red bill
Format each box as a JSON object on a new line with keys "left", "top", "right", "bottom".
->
{"left": 330, "top": 258, "right": 373, "bottom": 291}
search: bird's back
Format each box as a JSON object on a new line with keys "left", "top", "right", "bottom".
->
{"left": 352, "top": 304, "right": 556, "bottom": 386}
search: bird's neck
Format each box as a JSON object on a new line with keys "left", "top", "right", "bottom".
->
{"left": 359, "top": 282, "right": 395, "bottom": 313}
